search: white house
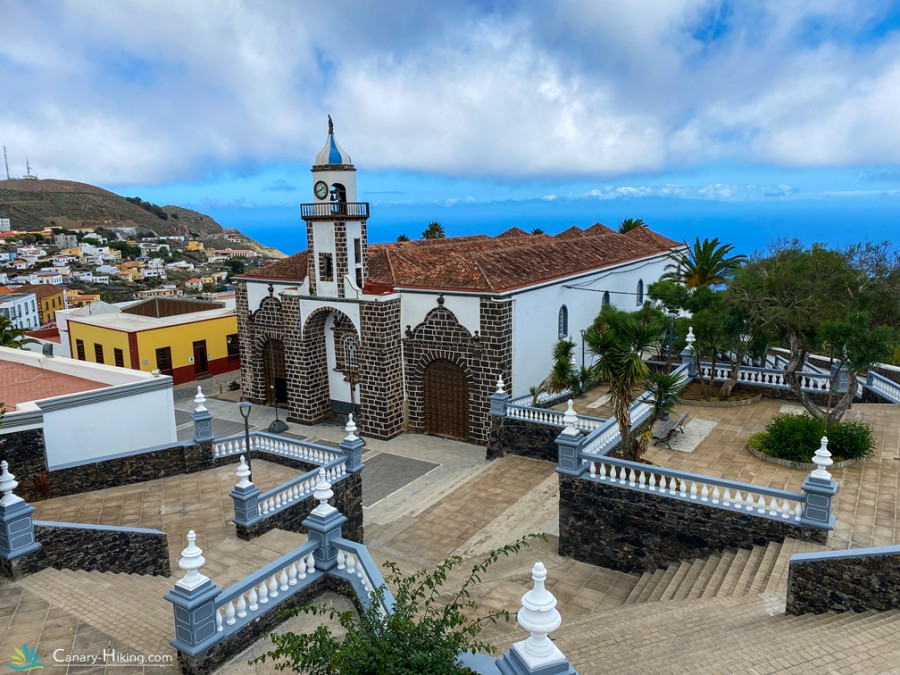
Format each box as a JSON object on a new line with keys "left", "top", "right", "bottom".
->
{"left": 0, "top": 292, "right": 40, "bottom": 330}
{"left": 235, "top": 121, "right": 682, "bottom": 444}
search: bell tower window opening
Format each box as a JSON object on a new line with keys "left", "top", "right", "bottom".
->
{"left": 319, "top": 253, "right": 334, "bottom": 281}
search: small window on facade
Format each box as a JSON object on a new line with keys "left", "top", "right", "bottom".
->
{"left": 76, "top": 339, "right": 85, "bottom": 360}
{"left": 636, "top": 280, "right": 644, "bottom": 305}
{"left": 319, "top": 253, "right": 334, "bottom": 281}
{"left": 156, "top": 346, "right": 173, "bottom": 375}
{"left": 114, "top": 348, "right": 125, "bottom": 368}
{"left": 226, "top": 333, "right": 240, "bottom": 361}
{"left": 602, "top": 291, "right": 610, "bottom": 307}
{"left": 94, "top": 343, "right": 104, "bottom": 364}
{"left": 355, "top": 267, "right": 363, "bottom": 289}
{"left": 354, "top": 238, "right": 362, "bottom": 262}
{"left": 344, "top": 336, "right": 359, "bottom": 369}
{"left": 558, "top": 305, "right": 568, "bottom": 340}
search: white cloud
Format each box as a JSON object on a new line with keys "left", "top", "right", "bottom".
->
{"left": 2, "top": 0, "right": 900, "bottom": 186}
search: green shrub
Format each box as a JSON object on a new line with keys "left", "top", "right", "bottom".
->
{"left": 760, "top": 413, "right": 824, "bottom": 463}
{"left": 825, "top": 420, "right": 876, "bottom": 461}
{"left": 757, "top": 413, "right": 876, "bottom": 463}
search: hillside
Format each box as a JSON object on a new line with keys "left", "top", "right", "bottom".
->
{"left": 0, "top": 179, "right": 284, "bottom": 257}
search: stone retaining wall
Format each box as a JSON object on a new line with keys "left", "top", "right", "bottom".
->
{"left": 486, "top": 416, "right": 565, "bottom": 462}
{"left": 787, "top": 547, "right": 900, "bottom": 615}
{"left": 0, "top": 428, "right": 49, "bottom": 502}
{"left": 33, "top": 521, "right": 170, "bottom": 576}
{"left": 558, "top": 473, "right": 828, "bottom": 574}
{"left": 235, "top": 471, "right": 363, "bottom": 544}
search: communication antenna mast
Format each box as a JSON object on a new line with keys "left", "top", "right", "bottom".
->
{"left": 3, "top": 146, "right": 8, "bottom": 180}
{"left": 26, "top": 156, "right": 32, "bottom": 177}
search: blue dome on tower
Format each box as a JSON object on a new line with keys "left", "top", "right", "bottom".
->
{"left": 315, "top": 115, "right": 352, "bottom": 166}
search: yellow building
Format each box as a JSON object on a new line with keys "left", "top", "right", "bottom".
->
{"left": 66, "top": 289, "right": 100, "bottom": 308}
{"left": 66, "top": 297, "right": 240, "bottom": 385}
{"left": 14, "top": 284, "right": 67, "bottom": 325}
{"left": 61, "top": 248, "right": 83, "bottom": 258}
{"left": 186, "top": 240, "right": 205, "bottom": 252}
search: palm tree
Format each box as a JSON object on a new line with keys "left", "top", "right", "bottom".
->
{"left": 0, "top": 316, "right": 38, "bottom": 349}
{"left": 585, "top": 308, "right": 665, "bottom": 459}
{"left": 396, "top": 234, "right": 410, "bottom": 242}
{"left": 532, "top": 339, "right": 579, "bottom": 405}
{"left": 618, "top": 218, "right": 646, "bottom": 233}
{"left": 422, "top": 222, "right": 446, "bottom": 239}
{"left": 663, "top": 237, "right": 747, "bottom": 288}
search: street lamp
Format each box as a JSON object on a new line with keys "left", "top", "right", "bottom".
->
{"left": 268, "top": 386, "right": 288, "bottom": 434}
{"left": 239, "top": 401, "right": 252, "bottom": 482}
{"left": 665, "top": 310, "right": 678, "bottom": 363}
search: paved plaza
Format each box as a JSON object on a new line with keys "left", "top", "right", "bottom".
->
{"left": 3, "top": 375, "right": 900, "bottom": 673}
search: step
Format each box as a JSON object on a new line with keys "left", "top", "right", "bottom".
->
{"left": 686, "top": 554, "right": 722, "bottom": 599}
{"left": 655, "top": 563, "right": 691, "bottom": 601}
{"left": 634, "top": 567, "right": 669, "bottom": 603}
{"left": 763, "top": 537, "right": 827, "bottom": 596}
{"left": 670, "top": 558, "right": 709, "bottom": 601}
{"left": 730, "top": 545, "right": 766, "bottom": 596}
{"left": 624, "top": 571, "right": 655, "bottom": 604}
{"left": 748, "top": 541, "right": 783, "bottom": 594}
{"left": 716, "top": 547, "right": 751, "bottom": 597}
{"left": 646, "top": 565, "right": 681, "bottom": 602}
{"left": 700, "top": 550, "right": 736, "bottom": 599}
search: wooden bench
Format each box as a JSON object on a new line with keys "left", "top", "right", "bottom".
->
{"left": 651, "top": 413, "right": 690, "bottom": 449}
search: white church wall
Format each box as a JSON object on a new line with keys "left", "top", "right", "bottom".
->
{"left": 510, "top": 254, "right": 670, "bottom": 398}
{"left": 323, "top": 312, "right": 356, "bottom": 406}
{"left": 312, "top": 224, "right": 338, "bottom": 297}
{"left": 400, "top": 292, "right": 480, "bottom": 336}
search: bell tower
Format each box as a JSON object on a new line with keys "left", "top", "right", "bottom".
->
{"left": 301, "top": 116, "right": 370, "bottom": 298}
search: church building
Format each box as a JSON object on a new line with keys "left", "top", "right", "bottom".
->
{"left": 235, "top": 122, "right": 681, "bottom": 444}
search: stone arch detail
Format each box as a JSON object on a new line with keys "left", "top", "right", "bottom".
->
{"left": 250, "top": 294, "right": 284, "bottom": 328}
{"left": 294, "top": 306, "right": 359, "bottom": 425}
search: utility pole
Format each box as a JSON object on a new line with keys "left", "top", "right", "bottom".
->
{"left": 3, "top": 146, "right": 8, "bottom": 180}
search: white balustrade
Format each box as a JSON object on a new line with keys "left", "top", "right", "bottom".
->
{"left": 213, "top": 433, "right": 343, "bottom": 463}
{"left": 587, "top": 459, "right": 804, "bottom": 523}
{"left": 216, "top": 553, "right": 317, "bottom": 632}
{"left": 507, "top": 404, "right": 604, "bottom": 431}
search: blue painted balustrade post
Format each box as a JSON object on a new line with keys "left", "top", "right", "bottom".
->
{"left": 490, "top": 374, "right": 510, "bottom": 417}
{"left": 555, "top": 402, "right": 586, "bottom": 477}
{"left": 0, "top": 461, "right": 41, "bottom": 564}
{"left": 800, "top": 436, "right": 838, "bottom": 529}
{"left": 303, "top": 470, "right": 347, "bottom": 572}
{"left": 230, "top": 456, "right": 260, "bottom": 527}
{"left": 192, "top": 386, "right": 213, "bottom": 443}
{"left": 165, "top": 530, "right": 221, "bottom": 655}
{"left": 496, "top": 562, "right": 578, "bottom": 675}
{"left": 340, "top": 415, "right": 365, "bottom": 473}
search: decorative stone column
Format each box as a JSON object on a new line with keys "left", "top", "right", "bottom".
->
{"left": 0, "top": 461, "right": 41, "bottom": 564}
{"left": 302, "top": 470, "right": 347, "bottom": 572}
{"left": 489, "top": 374, "right": 510, "bottom": 417}
{"left": 497, "top": 562, "right": 578, "bottom": 675}
{"left": 340, "top": 415, "right": 365, "bottom": 473}
{"left": 800, "top": 436, "right": 838, "bottom": 529}
{"left": 230, "top": 456, "right": 260, "bottom": 528}
{"left": 555, "top": 402, "right": 585, "bottom": 477}
{"left": 681, "top": 326, "right": 697, "bottom": 377}
{"left": 165, "top": 530, "right": 221, "bottom": 655}
{"left": 192, "top": 387, "right": 213, "bottom": 443}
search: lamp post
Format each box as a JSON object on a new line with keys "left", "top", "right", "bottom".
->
{"left": 267, "top": 386, "right": 288, "bottom": 434}
{"left": 579, "top": 329, "right": 586, "bottom": 371}
{"left": 666, "top": 310, "right": 678, "bottom": 364}
{"left": 239, "top": 401, "right": 252, "bottom": 482}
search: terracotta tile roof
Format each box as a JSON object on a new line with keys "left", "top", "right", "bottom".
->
{"left": 0, "top": 360, "right": 106, "bottom": 408}
{"left": 9, "top": 283, "right": 65, "bottom": 300}
{"left": 244, "top": 226, "right": 681, "bottom": 294}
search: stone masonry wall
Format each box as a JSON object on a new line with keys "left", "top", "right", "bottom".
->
{"left": 359, "top": 298, "right": 403, "bottom": 439}
{"left": 559, "top": 473, "right": 828, "bottom": 574}
{"left": 486, "top": 416, "right": 564, "bottom": 462}
{"left": 235, "top": 470, "right": 363, "bottom": 543}
{"left": 404, "top": 297, "right": 512, "bottom": 445}
{"left": 0, "top": 428, "right": 49, "bottom": 502}
{"left": 787, "top": 548, "right": 900, "bottom": 615}
{"left": 34, "top": 522, "right": 170, "bottom": 576}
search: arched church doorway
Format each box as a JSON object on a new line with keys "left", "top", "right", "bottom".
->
{"left": 424, "top": 359, "right": 468, "bottom": 439}
{"left": 263, "top": 339, "right": 288, "bottom": 405}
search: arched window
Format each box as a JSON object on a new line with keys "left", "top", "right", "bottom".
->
{"left": 602, "top": 291, "right": 610, "bottom": 308}
{"left": 558, "top": 305, "right": 568, "bottom": 339}
{"left": 636, "top": 279, "right": 644, "bottom": 305}
{"left": 344, "top": 336, "right": 359, "bottom": 369}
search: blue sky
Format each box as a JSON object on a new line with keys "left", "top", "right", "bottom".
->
{"left": 2, "top": 1, "right": 899, "bottom": 256}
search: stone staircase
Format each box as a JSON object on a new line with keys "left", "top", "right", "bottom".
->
{"left": 623, "top": 537, "right": 826, "bottom": 606}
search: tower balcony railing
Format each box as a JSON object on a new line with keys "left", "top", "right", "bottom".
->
{"left": 300, "top": 202, "right": 369, "bottom": 220}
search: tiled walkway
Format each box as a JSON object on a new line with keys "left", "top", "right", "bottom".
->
{"left": 3, "top": 384, "right": 900, "bottom": 673}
